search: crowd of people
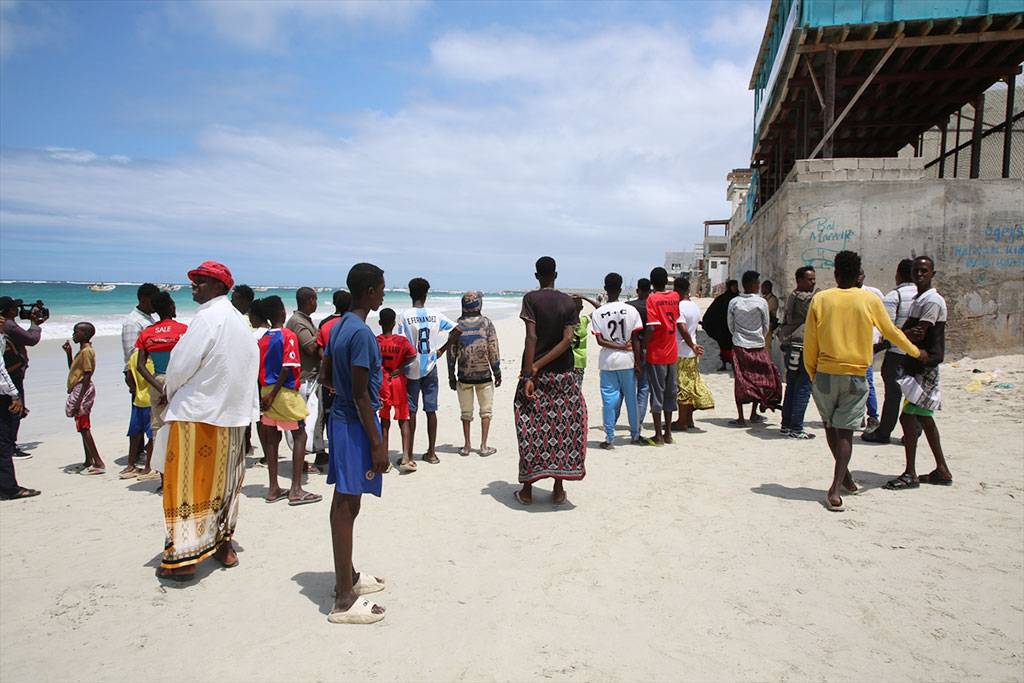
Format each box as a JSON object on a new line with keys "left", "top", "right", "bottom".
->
{"left": 0, "top": 249, "right": 952, "bottom": 621}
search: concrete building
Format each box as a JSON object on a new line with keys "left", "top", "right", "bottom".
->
{"left": 664, "top": 250, "right": 698, "bottom": 278}
{"left": 703, "top": 220, "right": 731, "bottom": 296}
{"left": 732, "top": 0, "right": 1024, "bottom": 356}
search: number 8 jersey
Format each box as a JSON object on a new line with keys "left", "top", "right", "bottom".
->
{"left": 396, "top": 306, "right": 457, "bottom": 380}
{"left": 588, "top": 302, "right": 643, "bottom": 371}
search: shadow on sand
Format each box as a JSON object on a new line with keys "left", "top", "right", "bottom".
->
{"left": 481, "top": 480, "right": 577, "bottom": 512}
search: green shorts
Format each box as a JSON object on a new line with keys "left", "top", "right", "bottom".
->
{"left": 811, "top": 372, "right": 868, "bottom": 431}
{"left": 902, "top": 400, "right": 934, "bottom": 417}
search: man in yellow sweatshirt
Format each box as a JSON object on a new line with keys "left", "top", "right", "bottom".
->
{"left": 804, "top": 250, "right": 926, "bottom": 511}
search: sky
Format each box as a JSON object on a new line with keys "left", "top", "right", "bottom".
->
{"left": 0, "top": 0, "right": 769, "bottom": 290}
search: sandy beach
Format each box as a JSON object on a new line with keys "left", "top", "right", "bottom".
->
{"left": 1, "top": 304, "right": 1022, "bottom": 682}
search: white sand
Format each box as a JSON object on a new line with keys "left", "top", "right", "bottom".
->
{"left": 1, "top": 306, "right": 1022, "bottom": 682}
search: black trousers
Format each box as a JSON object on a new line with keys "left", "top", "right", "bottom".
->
{"left": 10, "top": 371, "right": 24, "bottom": 442}
{"left": 0, "top": 395, "right": 20, "bottom": 497}
{"left": 876, "top": 352, "right": 903, "bottom": 440}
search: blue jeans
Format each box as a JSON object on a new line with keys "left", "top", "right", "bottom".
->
{"left": 601, "top": 369, "right": 639, "bottom": 442}
{"left": 781, "top": 346, "right": 812, "bottom": 432}
{"left": 616, "top": 358, "right": 649, "bottom": 428}
{"left": 865, "top": 365, "right": 878, "bottom": 419}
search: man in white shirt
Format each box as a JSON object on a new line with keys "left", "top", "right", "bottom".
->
{"left": 727, "top": 270, "right": 782, "bottom": 426}
{"left": 589, "top": 273, "right": 644, "bottom": 449}
{"left": 157, "top": 261, "right": 259, "bottom": 582}
{"left": 396, "top": 277, "right": 459, "bottom": 465}
{"left": 864, "top": 258, "right": 917, "bottom": 444}
{"left": 671, "top": 277, "right": 713, "bottom": 431}
{"left": 121, "top": 283, "right": 158, "bottom": 469}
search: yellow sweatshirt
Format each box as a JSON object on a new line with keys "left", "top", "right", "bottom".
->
{"left": 803, "top": 287, "right": 920, "bottom": 379}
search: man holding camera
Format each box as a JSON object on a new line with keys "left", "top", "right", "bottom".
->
{"left": 0, "top": 329, "right": 39, "bottom": 500}
{"left": 0, "top": 296, "right": 47, "bottom": 459}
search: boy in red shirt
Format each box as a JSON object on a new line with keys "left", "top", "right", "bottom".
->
{"left": 376, "top": 308, "right": 416, "bottom": 473}
{"left": 645, "top": 267, "right": 681, "bottom": 445}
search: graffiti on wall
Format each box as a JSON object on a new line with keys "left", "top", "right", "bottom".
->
{"left": 951, "top": 224, "right": 1024, "bottom": 271}
{"left": 797, "top": 216, "right": 855, "bottom": 268}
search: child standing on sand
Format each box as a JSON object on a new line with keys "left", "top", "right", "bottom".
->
{"left": 257, "top": 296, "right": 321, "bottom": 506}
{"left": 376, "top": 308, "right": 416, "bottom": 472}
{"left": 63, "top": 322, "right": 105, "bottom": 475}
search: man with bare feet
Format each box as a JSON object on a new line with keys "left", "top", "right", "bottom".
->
{"left": 514, "top": 257, "right": 586, "bottom": 506}
{"left": 645, "top": 267, "right": 680, "bottom": 445}
{"left": 884, "top": 256, "right": 952, "bottom": 491}
{"left": 321, "top": 263, "right": 389, "bottom": 624}
{"left": 803, "top": 251, "right": 925, "bottom": 512}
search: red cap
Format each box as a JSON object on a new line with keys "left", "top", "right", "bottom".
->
{"left": 188, "top": 261, "right": 234, "bottom": 291}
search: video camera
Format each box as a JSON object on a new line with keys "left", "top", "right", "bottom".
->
{"left": 18, "top": 300, "right": 49, "bottom": 322}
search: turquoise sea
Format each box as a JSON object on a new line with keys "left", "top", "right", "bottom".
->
{"left": 0, "top": 281, "right": 526, "bottom": 340}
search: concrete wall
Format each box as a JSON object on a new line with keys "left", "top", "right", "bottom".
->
{"left": 731, "top": 159, "right": 1024, "bottom": 357}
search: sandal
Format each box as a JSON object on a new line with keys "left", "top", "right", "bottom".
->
{"left": 265, "top": 489, "right": 289, "bottom": 504}
{"left": 727, "top": 420, "right": 747, "bottom": 427}
{"left": 79, "top": 466, "right": 106, "bottom": 476}
{"left": 478, "top": 446, "right": 497, "bottom": 457}
{"left": 513, "top": 490, "right": 532, "bottom": 506}
{"left": 1, "top": 487, "right": 41, "bottom": 501}
{"left": 137, "top": 471, "right": 161, "bottom": 481}
{"left": 303, "top": 462, "right": 320, "bottom": 474}
{"left": 919, "top": 470, "right": 953, "bottom": 486}
{"left": 422, "top": 453, "right": 440, "bottom": 465}
{"left": 398, "top": 461, "right": 417, "bottom": 473}
{"left": 327, "top": 598, "right": 385, "bottom": 625}
{"left": 458, "top": 447, "right": 471, "bottom": 456}
{"left": 883, "top": 473, "right": 920, "bottom": 490}
{"left": 288, "top": 491, "right": 323, "bottom": 506}
{"left": 825, "top": 496, "right": 845, "bottom": 512}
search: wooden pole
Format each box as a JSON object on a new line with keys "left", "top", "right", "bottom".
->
{"left": 823, "top": 47, "right": 836, "bottom": 158}
{"left": 811, "top": 38, "right": 902, "bottom": 160}
{"left": 970, "top": 92, "right": 985, "bottom": 178}
{"left": 1003, "top": 73, "right": 1016, "bottom": 178}
{"left": 938, "top": 116, "right": 949, "bottom": 178}
{"left": 953, "top": 108, "right": 962, "bottom": 177}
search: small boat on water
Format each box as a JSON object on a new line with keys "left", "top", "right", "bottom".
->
{"left": 157, "top": 283, "right": 183, "bottom": 292}
{"left": 252, "top": 286, "right": 270, "bottom": 292}
{"left": 88, "top": 283, "right": 116, "bottom": 292}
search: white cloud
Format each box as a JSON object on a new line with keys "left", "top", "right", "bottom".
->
{"left": 0, "top": 0, "right": 63, "bottom": 61}
{"left": 185, "top": 0, "right": 428, "bottom": 51}
{"left": 0, "top": 24, "right": 755, "bottom": 287}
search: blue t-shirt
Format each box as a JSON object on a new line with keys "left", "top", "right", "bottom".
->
{"left": 328, "top": 312, "right": 383, "bottom": 422}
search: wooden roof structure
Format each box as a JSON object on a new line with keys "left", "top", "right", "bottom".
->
{"left": 750, "top": 1, "right": 1024, "bottom": 210}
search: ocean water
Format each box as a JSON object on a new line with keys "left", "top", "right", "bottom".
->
{"left": 0, "top": 282, "right": 525, "bottom": 340}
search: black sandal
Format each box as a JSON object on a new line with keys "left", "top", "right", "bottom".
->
{"left": 919, "top": 470, "right": 953, "bottom": 486}
{"left": 883, "top": 473, "right": 920, "bottom": 490}
{"left": 1, "top": 487, "right": 41, "bottom": 500}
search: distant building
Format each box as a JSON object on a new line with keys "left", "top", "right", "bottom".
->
{"left": 702, "top": 220, "right": 730, "bottom": 296}
{"left": 664, "top": 250, "right": 697, "bottom": 277}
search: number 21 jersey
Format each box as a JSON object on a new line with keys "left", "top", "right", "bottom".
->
{"left": 589, "top": 302, "right": 643, "bottom": 371}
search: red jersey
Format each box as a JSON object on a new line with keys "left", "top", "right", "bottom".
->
{"left": 134, "top": 319, "right": 188, "bottom": 374}
{"left": 316, "top": 316, "right": 341, "bottom": 349}
{"left": 645, "top": 290, "right": 681, "bottom": 365}
{"left": 376, "top": 333, "right": 416, "bottom": 374}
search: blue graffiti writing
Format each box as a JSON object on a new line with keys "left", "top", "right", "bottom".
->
{"left": 984, "top": 225, "right": 1024, "bottom": 243}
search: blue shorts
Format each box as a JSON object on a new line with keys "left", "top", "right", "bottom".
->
{"left": 327, "top": 416, "right": 383, "bottom": 497}
{"left": 127, "top": 405, "right": 152, "bottom": 438}
{"left": 406, "top": 367, "right": 439, "bottom": 413}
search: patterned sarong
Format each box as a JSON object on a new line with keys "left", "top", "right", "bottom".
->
{"left": 676, "top": 357, "right": 715, "bottom": 410}
{"left": 732, "top": 347, "right": 782, "bottom": 410}
{"left": 161, "top": 421, "right": 246, "bottom": 570}
{"left": 897, "top": 365, "right": 941, "bottom": 412}
{"left": 514, "top": 371, "right": 587, "bottom": 483}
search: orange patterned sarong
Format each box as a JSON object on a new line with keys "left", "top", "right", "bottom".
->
{"left": 161, "top": 421, "right": 246, "bottom": 570}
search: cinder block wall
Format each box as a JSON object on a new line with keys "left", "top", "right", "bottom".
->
{"left": 731, "top": 162, "right": 1024, "bottom": 357}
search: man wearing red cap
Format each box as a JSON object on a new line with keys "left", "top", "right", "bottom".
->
{"left": 157, "top": 261, "right": 260, "bottom": 581}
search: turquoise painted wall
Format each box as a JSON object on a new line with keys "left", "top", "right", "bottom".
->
{"left": 803, "top": 0, "right": 1024, "bottom": 27}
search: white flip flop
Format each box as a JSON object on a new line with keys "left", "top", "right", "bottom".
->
{"left": 327, "top": 598, "right": 385, "bottom": 625}
{"left": 355, "top": 574, "right": 386, "bottom": 596}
